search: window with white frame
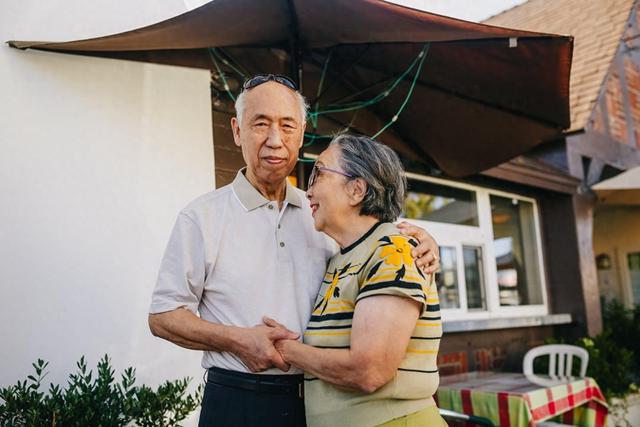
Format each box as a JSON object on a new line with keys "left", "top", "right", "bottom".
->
{"left": 402, "top": 173, "right": 548, "bottom": 320}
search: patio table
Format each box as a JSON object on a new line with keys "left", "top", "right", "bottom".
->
{"left": 435, "top": 371, "right": 608, "bottom": 427}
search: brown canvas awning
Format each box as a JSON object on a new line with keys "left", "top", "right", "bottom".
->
{"left": 8, "top": 0, "right": 573, "bottom": 177}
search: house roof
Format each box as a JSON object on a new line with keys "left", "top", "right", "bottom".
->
{"left": 485, "top": 0, "right": 635, "bottom": 132}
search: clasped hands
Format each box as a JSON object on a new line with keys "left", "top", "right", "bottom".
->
{"left": 233, "top": 317, "right": 299, "bottom": 373}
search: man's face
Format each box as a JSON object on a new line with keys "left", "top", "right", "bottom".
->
{"left": 231, "top": 82, "right": 304, "bottom": 187}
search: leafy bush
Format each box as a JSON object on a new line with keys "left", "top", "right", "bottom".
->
{"left": 601, "top": 300, "right": 640, "bottom": 380}
{"left": 0, "top": 355, "right": 202, "bottom": 427}
{"left": 577, "top": 333, "right": 635, "bottom": 399}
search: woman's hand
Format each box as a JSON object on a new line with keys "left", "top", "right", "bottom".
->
{"left": 273, "top": 336, "right": 298, "bottom": 362}
{"left": 264, "top": 316, "right": 304, "bottom": 368}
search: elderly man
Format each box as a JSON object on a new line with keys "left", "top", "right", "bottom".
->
{"left": 148, "top": 74, "right": 440, "bottom": 427}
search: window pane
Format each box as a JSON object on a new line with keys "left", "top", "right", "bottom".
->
{"left": 436, "top": 246, "right": 460, "bottom": 309}
{"left": 463, "top": 246, "right": 486, "bottom": 310}
{"left": 628, "top": 252, "right": 640, "bottom": 305}
{"left": 491, "top": 196, "right": 543, "bottom": 306}
{"left": 403, "top": 179, "right": 479, "bottom": 226}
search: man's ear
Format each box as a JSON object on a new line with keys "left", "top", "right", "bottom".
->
{"left": 231, "top": 117, "right": 241, "bottom": 147}
{"left": 347, "top": 178, "right": 368, "bottom": 207}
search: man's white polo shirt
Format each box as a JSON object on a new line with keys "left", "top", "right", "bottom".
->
{"left": 150, "top": 169, "right": 336, "bottom": 374}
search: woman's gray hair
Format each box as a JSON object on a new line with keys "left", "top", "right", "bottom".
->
{"left": 331, "top": 134, "right": 407, "bottom": 223}
{"left": 235, "top": 87, "right": 308, "bottom": 126}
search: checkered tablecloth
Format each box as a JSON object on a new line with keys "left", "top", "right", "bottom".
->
{"left": 435, "top": 371, "right": 608, "bottom": 427}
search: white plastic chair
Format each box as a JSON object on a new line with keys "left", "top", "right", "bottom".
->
{"left": 523, "top": 344, "right": 589, "bottom": 387}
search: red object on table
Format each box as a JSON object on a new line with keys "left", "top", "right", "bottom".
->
{"left": 436, "top": 371, "right": 608, "bottom": 427}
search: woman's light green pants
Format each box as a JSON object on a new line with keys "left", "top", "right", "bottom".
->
{"left": 377, "top": 406, "right": 448, "bottom": 426}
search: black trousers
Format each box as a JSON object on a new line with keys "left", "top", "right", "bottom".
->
{"left": 198, "top": 368, "right": 306, "bottom": 427}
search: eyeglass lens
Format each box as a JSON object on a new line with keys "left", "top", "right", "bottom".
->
{"left": 308, "top": 165, "right": 318, "bottom": 188}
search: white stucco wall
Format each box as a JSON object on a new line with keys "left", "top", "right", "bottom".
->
{"left": 1, "top": 2, "right": 216, "bottom": 422}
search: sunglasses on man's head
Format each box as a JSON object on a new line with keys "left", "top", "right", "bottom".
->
{"left": 242, "top": 74, "right": 299, "bottom": 92}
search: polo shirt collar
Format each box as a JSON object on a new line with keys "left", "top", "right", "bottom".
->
{"left": 232, "top": 168, "right": 303, "bottom": 211}
{"left": 284, "top": 177, "right": 303, "bottom": 208}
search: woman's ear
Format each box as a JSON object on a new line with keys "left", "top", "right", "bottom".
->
{"left": 347, "top": 178, "right": 368, "bottom": 207}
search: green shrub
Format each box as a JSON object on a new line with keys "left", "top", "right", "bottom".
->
{"left": 0, "top": 355, "right": 202, "bottom": 427}
{"left": 601, "top": 300, "right": 640, "bottom": 380}
{"left": 577, "top": 333, "right": 635, "bottom": 399}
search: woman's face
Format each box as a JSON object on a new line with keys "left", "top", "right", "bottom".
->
{"left": 306, "top": 145, "right": 354, "bottom": 233}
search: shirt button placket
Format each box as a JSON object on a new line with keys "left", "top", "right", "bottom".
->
{"left": 278, "top": 219, "right": 285, "bottom": 248}
{"left": 269, "top": 203, "right": 286, "bottom": 252}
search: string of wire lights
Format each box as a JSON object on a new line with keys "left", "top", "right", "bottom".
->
{"left": 303, "top": 43, "right": 430, "bottom": 144}
{"left": 305, "top": 49, "right": 334, "bottom": 147}
{"left": 211, "top": 48, "right": 248, "bottom": 80}
{"left": 372, "top": 43, "right": 429, "bottom": 139}
{"left": 207, "top": 43, "right": 430, "bottom": 162}
{"left": 208, "top": 48, "right": 237, "bottom": 102}
{"left": 307, "top": 43, "right": 429, "bottom": 119}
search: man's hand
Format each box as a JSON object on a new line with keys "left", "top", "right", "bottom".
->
{"left": 148, "top": 308, "right": 299, "bottom": 373}
{"left": 232, "top": 322, "right": 299, "bottom": 373}
{"left": 397, "top": 221, "right": 440, "bottom": 275}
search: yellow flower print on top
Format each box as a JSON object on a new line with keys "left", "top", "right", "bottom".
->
{"left": 321, "top": 272, "right": 340, "bottom": 307}
{"left": 314, "top": 268, "right": 344, "bottom": 315}
{"left": 379, "top": 236, "right": 414, "bottom": 268}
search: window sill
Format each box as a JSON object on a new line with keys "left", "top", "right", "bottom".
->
{"left": 443, "top": 314, "right": 572, "bottom": 333}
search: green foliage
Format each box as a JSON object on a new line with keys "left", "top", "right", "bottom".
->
{"left": 403, "top": 193, "right": 439, "bottom": 220}
{"left": 577, "top": 333, "right": 635, "bottom": 399}
{"left": 601, "top": 300, "right": 640, "bottom": 379}
{"left": 129, "top": 379, "right": 203, "bottom": 427}
{"left": 0, "top": 355, "right": 203, "bottom": 427}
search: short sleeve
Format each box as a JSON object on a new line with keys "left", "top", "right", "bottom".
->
{"left": 356, "top": 235, "right": 429, "bottom": 309}
{"left": 149, "top": 213, "right": 206, "bottom": 314}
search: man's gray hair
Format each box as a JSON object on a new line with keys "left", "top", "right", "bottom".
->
{"left": 331, "top": 134, "right": 407, "bottom": 223}
{"left": 234, "top": 85, "right": 309, "bottom": 126}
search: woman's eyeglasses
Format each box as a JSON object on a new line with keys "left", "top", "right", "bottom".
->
{"left": 308, "top": 164, "right": 354, "bottom": 188}
{"left": 242, "top": 74, "right": 298, "bottom": 92}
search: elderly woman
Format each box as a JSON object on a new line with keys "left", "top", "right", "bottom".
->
{"left": 266, "top": 134, "right": 446, "bottom": 427}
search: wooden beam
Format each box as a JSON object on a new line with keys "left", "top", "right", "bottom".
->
{"left": 482, "top": 156, "right": 580, "bottom": 194}
{"left": 567, "top": 131, "right": 640, "bottom": 171}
